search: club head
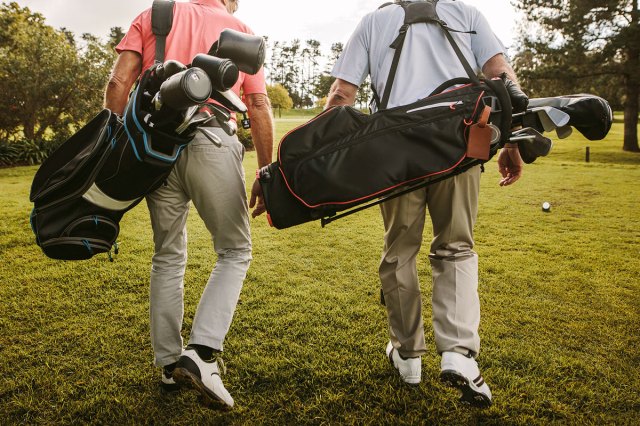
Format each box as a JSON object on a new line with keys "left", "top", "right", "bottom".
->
{"left": 512, "top": 127, "right": 553, "bottom": 164}
{"left": 175, "top": 106, "right": 199, "bottom": 134}
{"left": 211, "top": 90, "right": 248, "bottom": 113}
{"left": 556, "top": 125, "right": 573, "bottom": 139}
{"left": 534, "top": 107, "right": 570, "bottom": 132}
{"left": 199, "top": 127, "right": 223, "bottom": 147}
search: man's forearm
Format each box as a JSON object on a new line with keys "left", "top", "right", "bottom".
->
{"left": 245, "top": 93, "right": 274, "bottom": 168}
{"left": 326, "top": 78, "right": 358, "bottom": 109}
{"left": 104, "top": 51, "right": 142, "bottom": 115}
{"left": 482, "top": 53, "right": 519, "bottom": 84}
{"left": 104, "top": 78, "right": 132, "bottom": 115}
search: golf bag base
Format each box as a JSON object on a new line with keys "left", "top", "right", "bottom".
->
{"left": 259, "top": 77, "right": 512, "bottom": 229}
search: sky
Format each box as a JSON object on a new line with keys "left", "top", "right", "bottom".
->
{"left": 15, "top": 0, "right": 520, "bottom": 50}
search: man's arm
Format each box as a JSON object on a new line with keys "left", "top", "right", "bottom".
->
{"left": 245, "top": 92, "right": 274, "bottom": 218}
{"left": 104, "top": 50, "right": 143, "bottom": 115}
{"left": 482, "top": 53, "right": 525, "bottom": 186}
{"left": 482, "top": 53, "right": 518, "bottom": 82}
{"left": 325, "top": 78, "right": 359, "bottom": 109}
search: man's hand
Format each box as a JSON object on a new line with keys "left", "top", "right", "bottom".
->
{"left": 497, "top": 144, "right": 524, "bottom": 186}
{"left": 244, "top": 93, "right": 274, "bottom": 218}
{"left": 325, "top": 78, "right": 358, "bottom": 109}
{"left": 249, "top": 179, "right": 266, "bottom": 218}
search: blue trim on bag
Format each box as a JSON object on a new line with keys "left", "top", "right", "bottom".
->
{"left": 123, "top": 85, "right": 187, "bottom": 164}
{"left": 123, "top": 96, "right": 144, "bottom": 162}
{"left": 82, "top": 239, "right": 93, "bottom": 255}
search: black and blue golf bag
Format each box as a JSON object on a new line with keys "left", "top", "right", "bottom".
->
{"left": 29, "top": 23, "right": 266, "bottom": 260}
{"left": 29, "top": 67, "right": 201, "bottom": 260}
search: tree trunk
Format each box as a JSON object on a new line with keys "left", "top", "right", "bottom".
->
{"left": 23, "top": 117, "right": 35, "bottom": 141}
{"left": 622, "top": 80, "right": 639, "bottom": 152}
{"left": 624, "top": 0, "right": 640, "bottom": 152}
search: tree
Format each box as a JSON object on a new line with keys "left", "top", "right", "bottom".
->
{"left": 108, "top": 26, "right": 126, "bottom": 51}
{"left": 513, "top": 0, "right": 639, "bottom": 152}
{"left": 313, "top": 74, "right": 335, "bottom": 100}
{"left": 267, "top": 83, "right": 293, "bottom": 117}
{"left": 0, "top": 3, "right": 116, "bottom": 142}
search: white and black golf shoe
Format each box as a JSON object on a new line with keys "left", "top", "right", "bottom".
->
{"left": 160, "top": 363, "right": 180, "bottom": 392}
{"left": 386, "top": 341, "right": 422, "bottom": 385}
{"left": 440, "top": 351, "right": 492, "bottom": 408}
{"left": 172, "top": 348, "right": 234, "bottom": 409}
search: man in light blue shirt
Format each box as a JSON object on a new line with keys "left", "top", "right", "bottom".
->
{"left": 327, "top": 0, "right": 526, "bottom": 407}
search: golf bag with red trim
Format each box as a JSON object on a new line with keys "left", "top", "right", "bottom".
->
{"left": 258, "top": 0, "right": 514, "bottom": 229}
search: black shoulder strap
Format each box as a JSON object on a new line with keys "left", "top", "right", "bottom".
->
{"left": 378, "top": 0, "right": 479, "bottom": 110}
{"left": 151, "top": 0, "right": 175, "bottom": 63}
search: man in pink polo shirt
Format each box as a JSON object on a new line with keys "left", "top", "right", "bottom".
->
{"left": 104, "top": 0, "right": 273, "bottom": 409}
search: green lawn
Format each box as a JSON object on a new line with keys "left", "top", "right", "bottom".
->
{"left": 1, "top": 119, "right": 639, "bottom": 424}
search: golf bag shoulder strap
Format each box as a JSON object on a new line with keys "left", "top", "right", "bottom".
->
{"left": 151, "top": 0, "right": 175, "bottom": 63}
{"left": 378, "top": 0, "right": 479, "bottom": 110}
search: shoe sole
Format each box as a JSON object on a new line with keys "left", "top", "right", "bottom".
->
{"left": 173, "top": 367, "right": 232, "bottom": 409}
{"left": 440, "top": 370, "right": 492, "bottom": 408}
{"left": 160, "top": 381, "right": 181, "bottom": 392}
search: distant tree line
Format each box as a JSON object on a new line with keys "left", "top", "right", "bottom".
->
{"left": 265, "top": 39, "right": 372, "bottom": 110}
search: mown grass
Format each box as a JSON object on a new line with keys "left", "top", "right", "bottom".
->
{"left": 1, "top": 119, "right": 639, "bottom": 425}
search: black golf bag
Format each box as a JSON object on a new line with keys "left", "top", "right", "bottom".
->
{"left": 29, "top": 68, "right": 199, "bottom": 260}
{"left": 259, "top": 1, "right": 515, "bottom": 229}
{"left": 30, "top": 22, "right": 267, "bottom": 260}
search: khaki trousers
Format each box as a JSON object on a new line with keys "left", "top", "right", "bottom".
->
{"left": 146, "top": 128, "right": 252, "bottom": 367}
{"left": 379, "top": 165, "right": 481, "bottom": 358}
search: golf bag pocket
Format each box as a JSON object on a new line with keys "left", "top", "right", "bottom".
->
{"left": 30, "top": 198, "right": 122, "bottom": 260}
{"left": 30, "top": 110, "right": 116, "bottom": 206}
{"left": 39, "top": 215, "right": 119, "bottom": 261}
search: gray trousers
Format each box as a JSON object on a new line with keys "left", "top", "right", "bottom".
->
{"left": 146, "top": 128, "right": 252, "bottom": 367}
{"left": 379, "top": 165, "right": 481, "bottom": 358}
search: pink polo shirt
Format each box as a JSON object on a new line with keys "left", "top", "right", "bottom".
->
{"left": 116, "top": 0, "right": 266, "bottom": 97}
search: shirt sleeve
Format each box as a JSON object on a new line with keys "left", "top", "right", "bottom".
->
{"left": 469, "top": 8, "right": 506, "bottom": 69}
{"left": 241, "top": 67, "right": 267, "bottom": 95}
{"left": 331, "top": 14, "right": 371, "bottom": 86}
{"left": 115, "top": 11, "right": 147, "bottom": 55}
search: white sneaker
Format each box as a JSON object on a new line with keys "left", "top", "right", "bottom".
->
{"left": 440, "top": 351, "right": 492, "bottom": 408}
{"left": 173, "top": 348, "right": 234, "bottom": 408}
{"left": 386, "top": 341, "right": 421, "bottom": 385}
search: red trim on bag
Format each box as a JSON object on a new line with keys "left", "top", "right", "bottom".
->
{"left": 267, "top": 213, "right": 274, "bottom": 227}
{"left": 278, "top": 153, "right": 468, "bottom": 210}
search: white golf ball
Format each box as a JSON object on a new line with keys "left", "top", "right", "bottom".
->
{"left": 542, "top": 202, "right": 551, "bottom": 212}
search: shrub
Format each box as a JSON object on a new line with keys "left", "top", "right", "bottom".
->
{"left": 0, "top": 141, "right": 20, "bottom": 167}
{"left": 236, "top": 124, "right": 254, "bottom": 151}
{"left": 13, "top": 140, "right": 51, "bottom": 166}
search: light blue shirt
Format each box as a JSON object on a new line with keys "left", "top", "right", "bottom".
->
{"left": 332, "top": 0, "right": 506, "bottom": 110}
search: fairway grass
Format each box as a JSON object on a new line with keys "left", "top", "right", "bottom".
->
{"left": 1, "top": 119, "right": 639, "bottom": 425}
